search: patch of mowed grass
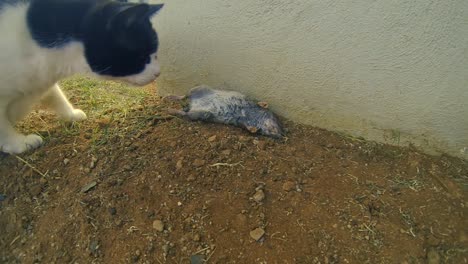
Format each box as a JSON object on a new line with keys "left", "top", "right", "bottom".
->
{"left": 60, "top": 75, "right": 148, "bottom": 119}
{"left": 17, "top": 75, "right": 162, "bottom": 154}
{"left": 57, "top": 76, "right": 153, "bottom": 150}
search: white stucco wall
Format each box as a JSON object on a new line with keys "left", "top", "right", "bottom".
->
{"left": 152, "top": 0, "right": 468, "bottom": 158}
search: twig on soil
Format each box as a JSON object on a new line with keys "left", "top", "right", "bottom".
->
{"left": 126, "top": 226, "right": 139, "bottom": 234}
{"left": 427, "top": 173, "right": 451, "bottom": 194}
{"left": 9, "top": 235, "right": 20, "bottom": 246}
{"left": 270, "top": 232, "right": 281, "bottom": 238}
{"left": 347, "top": 174, "right": 359, "bottom": 184}
{"left": 390, "top": 177, "right": 423, "bottom": 192}
{"left": 15, "top": 155, "right": 48, "bottom": 177}
{"left": 362, "top": 223, "right": 375, "bottom": 234}
{"left": 193, "top": 247, "right": 210, "bottom": 255}
{"left": 270, "top": 232, "right": 288, "bottom": 241}
{"left": 296, "top": 219, "right": 306, "bottom": 232}
{"left": 201, "top": 214, "right": 210, "bottom": 220}
{"left": 205, "top": 247, "right": 216, "bottom": 263}
{"left": 446, "top": 248, "right": 468, "bottom": 256}
{"left": 359, "top": 223, "right": 375, "bottom": 235}
{"left": 209, "top": 162, "right": 243, "bottom": 168}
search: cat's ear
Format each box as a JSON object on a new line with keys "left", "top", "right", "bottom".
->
{"left": 110, "top": 3, "right": 163, "bottom": 29}
{"left": 148, "top": 4, "right": 164, "bottom": 17}
{"left": 110, "top": 4, "right": 151, "bottom": 29}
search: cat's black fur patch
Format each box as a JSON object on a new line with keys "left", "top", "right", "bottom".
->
{"left": 26, "top": 0, "right": 163, "bottom": 77}
{"left": 27, "top": 0, "right": 94, "bottom": 47}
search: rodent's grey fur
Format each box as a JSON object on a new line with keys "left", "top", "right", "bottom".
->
{"left": 166, "top": 85, "right": 284, "bottom": 138}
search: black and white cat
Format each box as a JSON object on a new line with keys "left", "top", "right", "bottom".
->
{"left": 0, "top": 0, "right": 163, "bottom": 154}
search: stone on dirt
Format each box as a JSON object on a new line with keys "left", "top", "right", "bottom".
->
{"left": 253, "top": 189, "right": 265, "bottom": 203}
{"left": 81, "top": 181, "right": 97, "bottom": 193}
{"left": 250, "top": 227, "right": 265, "bottom": 241}
{"left": 282, "top": 181, "right": 296, "bottom": 192}
{"left": 152, "top": 220, "right": 164, "bottom": 232}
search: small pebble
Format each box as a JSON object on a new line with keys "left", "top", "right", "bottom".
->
{"left": 81, "top": 181, "right": 97, "bottom": 193}
{"left": 221, "top": 149, "right": 231, "bottom": 155}
{"left": 282, "top": 181, "right": 296, "bottom": 192}
{"left": 89, "top": 240, "right": 99, "bottom": 255}
{"left": 238, "top": 136, "right": 249, "bottom": 142}
{"left": 90, "top": 157, "right": 98, "bottom": 169}
{"left": 193, "top": 159, "right": 205, "bottom": 167}
{"left": 176, "top": 160, "right": 183, "bottom": 170}
{"left": 253, "top": 190, "right": 265, "bottom": 203}
{"left": 162, "top": 244, "right": 170, "bottom": 257}
{"left": 250, "top": 227, "right": 265, "bottom": 241}
{"left": 152, "top": 220, "right": 164, "bottom": 232}
{"left": 108, "top": 207, "right": 117, "bottom": 216}
{"left": 115, "top": 219, "right": 123, "bottom": 227}
{"left": 187, "top": 175, "right": 196, "bottom": 181}
{"left": 63, "top": 158, "right": 70, "bottom": 165}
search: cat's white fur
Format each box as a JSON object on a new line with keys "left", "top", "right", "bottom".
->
{"left": 0, "top": 3, "right": 160, "bottom": 154}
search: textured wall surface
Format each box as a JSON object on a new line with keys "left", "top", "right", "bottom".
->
{"left": 152, "top": 0, "right": 468, "bottom": 158}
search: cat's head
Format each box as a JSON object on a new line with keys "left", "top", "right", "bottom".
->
{"left": 82, "top": 2, "right": 164, "bottom": 86}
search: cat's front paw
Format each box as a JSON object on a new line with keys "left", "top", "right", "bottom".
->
{"left": 1, "top": 134, "right": 43, "bottom": 154}
{"left": 63, "top": 109, "right": 87, "bottom": 122}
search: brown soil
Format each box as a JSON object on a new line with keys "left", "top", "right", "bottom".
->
{"left": 1, "top": 84, "right": 467, "bottom": 264}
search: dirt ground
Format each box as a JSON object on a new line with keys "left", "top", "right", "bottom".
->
{"left": 1, "top": 79, "right": 467, "bottom": 264}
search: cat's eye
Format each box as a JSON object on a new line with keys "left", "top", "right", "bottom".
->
{"left": 154, "top": 55, "right": 158, "bottom": 60}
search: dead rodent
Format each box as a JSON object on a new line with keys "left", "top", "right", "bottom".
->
{"left": 164, "top": 85, "right": 284, "bottom": 138}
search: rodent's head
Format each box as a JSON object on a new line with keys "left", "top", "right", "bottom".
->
{"left": 260, "top": 113, "right": 284, "bottom": 138}
{"left": 246, "top": 109, "right": 284, "bottom": 139}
